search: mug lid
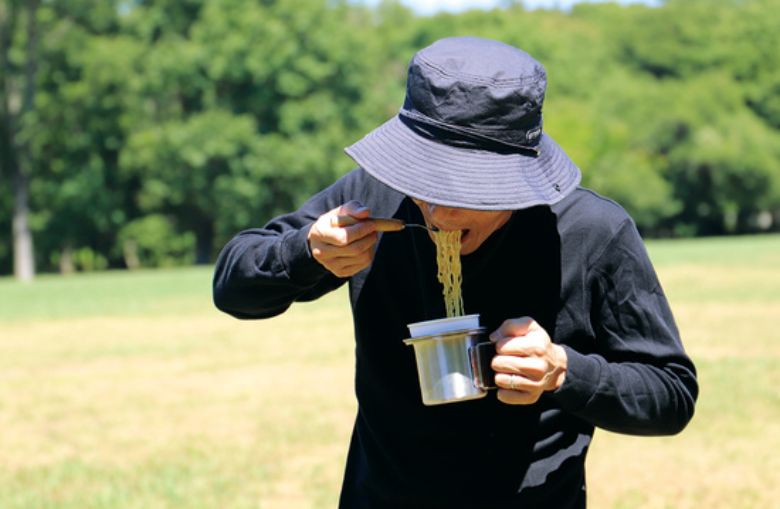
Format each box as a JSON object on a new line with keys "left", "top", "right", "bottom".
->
{"left": 402, "top": 327, "right": 487, "bottom": 345}
{"left": 406, "top": 314, "right": 480, "bottom": 338}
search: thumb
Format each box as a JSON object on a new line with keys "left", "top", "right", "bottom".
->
{"left": 489, "top": 317, "right": 537, "bottom": 342}
{"left": 337, "top": 200, "right": 371, "bottom": 219}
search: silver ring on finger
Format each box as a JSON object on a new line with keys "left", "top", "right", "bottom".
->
{"left": 509, "top": 374, "right": 519, "bottom": 391}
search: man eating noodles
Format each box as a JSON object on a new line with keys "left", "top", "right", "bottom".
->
{"left": 213, "top": 36, "right": 698, "bottom": 509}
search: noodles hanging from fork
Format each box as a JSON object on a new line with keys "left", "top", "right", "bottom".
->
{"left": 433, "top": 230, "right": 464, "bottom": 317}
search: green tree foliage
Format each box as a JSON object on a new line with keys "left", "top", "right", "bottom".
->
{"left": 117, "top": 213, "right": 195, "bottom": 268}
{"left": 120, "top": 110, "right": 264, "bottom": 263}
{"left": 2, "top": 0, "right": 131, "bottom": 277}
{"left": 0, "top": 0, "right": 778, "bottom": 275}
{"left": 31, "top": 25, "right": 140, "bottom": 271}
{"left": 118, "top": 0, "right": 392, "bottom": 264}
{"left": 596, "top": 0, "right": 780, "bottom": 234}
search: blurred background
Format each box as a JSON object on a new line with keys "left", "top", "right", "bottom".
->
{"left": 2, "top": 0, "right": 779, "bottom": 279}
{"left": 1, "top": 1, "right": 779, "bottom": 508}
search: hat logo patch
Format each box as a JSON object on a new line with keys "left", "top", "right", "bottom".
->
{"left": 526, "top": 127, "right": 542, "bottom": 141}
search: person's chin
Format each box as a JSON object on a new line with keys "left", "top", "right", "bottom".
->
{"left": 460, "top": 230, "right": 479, "bottom": 255}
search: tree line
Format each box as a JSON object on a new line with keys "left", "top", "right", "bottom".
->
{"left": 1, "top": 0, "right": 779, "bottom": 279}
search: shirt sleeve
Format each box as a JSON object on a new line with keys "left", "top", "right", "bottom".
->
{"left": 211, "top": 177, "right": 351, "bottom": 319}
{"left": 551, "top": 220, "right": 699, "bottom": 436}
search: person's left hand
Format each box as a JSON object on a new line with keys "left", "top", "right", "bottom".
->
{"left": 489, "top": 317, "right": 568, "bottom": 405}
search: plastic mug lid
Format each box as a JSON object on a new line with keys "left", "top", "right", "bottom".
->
{"left": 406, "top": 314, "right": 480, "bottom": 338}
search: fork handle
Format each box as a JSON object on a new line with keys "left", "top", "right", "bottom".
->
{"left": 330, "top": 215, "right": 405, "bottom": 232}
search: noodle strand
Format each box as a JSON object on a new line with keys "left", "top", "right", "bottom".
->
{"left": 433, "top": 230, "right": 464, "bottom": 317}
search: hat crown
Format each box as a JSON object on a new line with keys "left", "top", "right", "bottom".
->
{"left": 404, "top": 37, "right": 547, "bottom": 140}
{"left": 404, "top": 37, "right": 547, "bottom": 132}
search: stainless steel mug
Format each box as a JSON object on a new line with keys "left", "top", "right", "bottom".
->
{"left": 403, "top": 327, "right": 496, "bottom": 406}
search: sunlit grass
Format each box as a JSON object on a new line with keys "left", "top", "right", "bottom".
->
{"left": 0, "top": 267, "right": 210, "bottom": 322}
{"left": 1, "top": 234, "right": 778, "bottom": 508}
{"left": 0, "top": 268, "right": 355, "bottom": 509}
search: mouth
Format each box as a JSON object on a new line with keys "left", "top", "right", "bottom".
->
{"left": 432, "top": 226, "right": 468, "bottom": 236}
{"left": 438, "top": 226, "right": 469, "bottom": 234}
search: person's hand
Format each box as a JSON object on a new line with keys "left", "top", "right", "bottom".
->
{"left": 307, "top": 201, "right": 378, "bottom": 278}
{"left": 489, "top": 317, "right": 567, "bottom": 405}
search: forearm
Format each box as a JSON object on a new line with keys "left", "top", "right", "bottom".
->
{"left": 552, "top": 347, "right": 698, "bottom": 435}
{"left": 213, "top": 218, "right": 340, "bottom": 319}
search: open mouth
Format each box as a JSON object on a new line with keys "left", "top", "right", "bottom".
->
{"left": 426, "top": 223, "right": 469, "bottom": 241}
{"left": 434, "top": 227, "right": 468, "bottom": 236}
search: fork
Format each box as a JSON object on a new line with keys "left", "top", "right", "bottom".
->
{"left": 330, "top": 215, "right": 438, "bottom": 232}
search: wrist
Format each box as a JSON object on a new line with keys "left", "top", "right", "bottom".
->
{"left": 551, "top": 343, "right": 568, "bottom": 391}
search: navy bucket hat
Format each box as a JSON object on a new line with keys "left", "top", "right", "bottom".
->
{"left": 345, "top": 36, "right": 581, "bottom": 210}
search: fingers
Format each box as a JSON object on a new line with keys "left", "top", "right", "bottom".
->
{"left": 496, "top": 387, "right": 542, "bottom": 405}
{"left": 489, "top": 318, "right": 547, "bottom": 356}
{"left": 492, "top": 354, "right": 549, "bottom": 381}
{"left": 488, "top": 317, "right": 567, "bottom": 405}
{"left": 337, "top": 200, "right": 371, "bottom": 220}
{"left": 493, "top": 370, "right": 545, "bottom": 404}
{"left": 491, "top": 358, "right": 548, "bottom": 405}
{"left": 317, "top": 202, "right": 376, "bottom": 247}
{"left": 311, "top": 233, "right": 377, "bottom": 277}
{"left": 311, "top": 225, "right": 377, "bottom": 257}
{"left": 328, "top": 259, "right": 372, "bottom": 278}
{"left": 308, "top": 202, "right": 379, "bottom": 277}
{"left": 310, "top": 230, "right": 377, "bottom": 277}
{"left": 489, "top": 317, "right": 537, "bottom": 342}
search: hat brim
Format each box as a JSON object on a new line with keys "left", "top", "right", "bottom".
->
{"left": 345, "top": 115, "right": 581, "bottom": 211}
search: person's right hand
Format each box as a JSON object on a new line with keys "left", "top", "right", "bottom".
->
{"left": 307, "top": 201, "right": 378, "bottom": 278}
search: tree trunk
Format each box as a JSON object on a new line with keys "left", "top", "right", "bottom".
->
{"left": 3, "top": 0, "right": 40, "bottom": 281}
{"left": 122, "top": 238, "right": 140, "bottom": 270}
{"left": 59, "top": 243, "right": 75, "bottom": 274}
{"left": 13, "top": 168, "right": 34, "bottom": 279}
{"left": 195, "top": 221, "right": 214, "bottom": 265}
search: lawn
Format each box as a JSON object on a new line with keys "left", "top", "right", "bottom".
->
{"left": 1, "top": 234, "right": 778, "bottom": 508}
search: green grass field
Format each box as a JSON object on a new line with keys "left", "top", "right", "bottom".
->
{"left": 1, "top": 234, "right": 779, "bottom": 508}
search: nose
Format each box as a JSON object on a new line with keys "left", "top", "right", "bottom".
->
{"left": 413, "top": 198, "right": 461, "bottom": 225}
{"left": 422, "top": 202, "right": 460, "bottom": 225}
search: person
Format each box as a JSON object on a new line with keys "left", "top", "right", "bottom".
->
{"left": 212, "top": 36, "right": 698, "bottom": 509}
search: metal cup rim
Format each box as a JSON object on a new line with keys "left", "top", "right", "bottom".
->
{"left": 402, "top": 327, "right": 487, "bottom": 345}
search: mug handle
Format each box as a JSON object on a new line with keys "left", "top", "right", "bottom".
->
{"left": 469, "top": 342, "right": 496, "bottom": 390}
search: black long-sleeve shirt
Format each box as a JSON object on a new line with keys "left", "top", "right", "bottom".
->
{"left": 213, "top": 168, "right": 698, "bottom": 508}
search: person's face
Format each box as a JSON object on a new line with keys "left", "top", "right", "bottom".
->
{"left": 412, "top": 199, "right": 512, "bottom": 255}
